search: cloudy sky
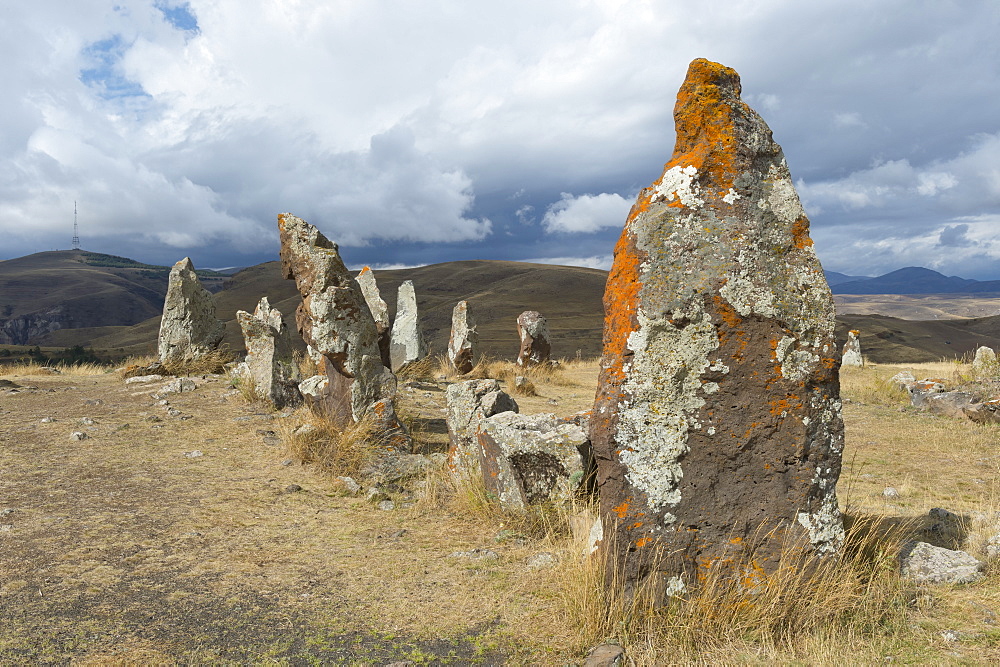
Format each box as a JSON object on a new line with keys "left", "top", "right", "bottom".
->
{"left": 2, "top": 1, "right": 999, "bottom": 278}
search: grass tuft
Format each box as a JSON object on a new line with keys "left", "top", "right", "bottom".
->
{"left": 278, "top": 411, "right": 382, "bottom": 478}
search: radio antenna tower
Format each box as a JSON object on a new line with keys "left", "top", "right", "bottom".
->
{"left": 72, "top": 201, "right": 80, "bottom": 250}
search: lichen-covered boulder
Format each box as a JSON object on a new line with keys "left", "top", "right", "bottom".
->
{"left": 356, "top": 266, "right": 392, "bottom": 368}
{"left": 964, "top": 398, "right": 1000, "bottom": 424}
{"left": 924, "top": 391, "right": 975, "bottom": 419}
{"left": 278, "top": 213, "right": 398, "bottom": 433}
{"left": 516, "top": 311, "right": 550, "bottom": 366}
{"left": 900, "top": 541, "right": 984, "bottom": 584}
{"left": 477, "top": 412, "right": 590, "bottom": 510}
{"left": 842, "top": 329, "right": 863, "bottom": 367}
{"left": 389, "top": 280, "right": 428, "bottom": 371}
{"left": 590, "top": 58, "right": 844, "bottom": 597}
{"left": 445, "top": 379, "right": 518, "bottom": 475}
{"left": 157, "top": 257, "right": 225, "bottom": 364}
{"left": 448, "top": 300, "right": 478, "bottom": 374}
{"left": 973, "top": 346, "right": 997, "bottom": 377}
{"left": 908, "top": 378, "right": 947, "bottom": 408}
{"left": 236, "top": 297, "right": 301, "bottom": 408}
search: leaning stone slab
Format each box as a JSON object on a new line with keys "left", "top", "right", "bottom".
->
{"left": 445, "top": 379, "right": 518, "bottom": 475}
{"left": 900, "top": 541, "right": 984, "bottom": 584}
{"left": 516, "top": 310, "right": 550, "bottom": 366}
{"left": 389, "top": 280, "right": 428, "bottom": 371}
{"left": 356, "top": 266, "right": 392, "bottom": 368}
{"left": 841, "top": 329, "right": 863, "bottom": 367}
{"left": 477, "top": 412, "right": 590, "bottom": 510}
{"left": 448, "top": 300, "right": 478, "bottom": 374}
{"left": 236, "top": 297, "right": 302, "bottom": 409}
{"left": 590, "top": 58, "right": 844, "bottom": 597}
{"left": 157, "top": 257, "right": 225, "bottom": 364}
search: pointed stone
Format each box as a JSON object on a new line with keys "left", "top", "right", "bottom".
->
{"left": 841, "top": 329, "right": 863, "bottom": 367}
{"left": 448, "top": 300, "right": 478, "bottom": 374}
{"left": 973, "top": 346, "right": 996, "bottom": 376}
{"left": 356, "top": 266, "right": 392, "bottom": 368}
{"left": 590, "top": 59, "right": 844, "bottom": 597}
{"left": 516, "top": 310, "right": 550, "bottom": 366}
{"left": 389, "top": 280, "right": 427, "bottom": 371}
{"left": 277, "top": 213, "right": 399, "bottom": 432}
{"left": 236, "top": 297, "right": 302, "bottom": 409}
{"left": 157, "top": 257, "right": 225, "bottom": 364}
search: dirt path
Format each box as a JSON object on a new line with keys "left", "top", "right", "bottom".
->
{"left": 0, "top": 371, "right": 575, "bottom": 665}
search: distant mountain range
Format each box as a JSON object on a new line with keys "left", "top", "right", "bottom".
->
{"left": 828, "top": 267, "right": 1000, "bottom": 295}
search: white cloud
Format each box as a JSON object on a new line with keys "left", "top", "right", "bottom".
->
{"left": 542, "top": 192, "right": 631, "bottom": 234}
{"left": 523, "top": 255, "right": 613, "bottom": 271}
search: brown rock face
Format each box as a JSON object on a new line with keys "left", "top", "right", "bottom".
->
{"left": 590, "top": 59, "right": 844, "bottom": 597}
{"left": 356, "top": 266, "right": 392, "bottom": 368}
{"left": 516, "top": 310, "right": 550, "bottom": 366}
{"left": 277, "top": 213, "right": 395, "bottom": 429}
{"left": 448, "top": 300, "right": 478, "bottom": 374}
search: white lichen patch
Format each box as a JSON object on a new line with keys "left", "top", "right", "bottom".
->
{"left": 796, "top": 489, "right": 844, "bottom": 556}
{"left": 765, "top": 162, "right": 807, "bottom": 225}
{"left": 650, "top": 165, "right": 704, "bottom": 208}
{"left": 722, "top": 188, "right": 741, "bottom": 204}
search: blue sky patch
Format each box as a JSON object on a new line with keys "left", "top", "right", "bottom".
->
{"left": 79, "top": 34, "right": 151, "bottom": 102}
{"left": 156, "top": 1, "right": 199, "bottom": 33}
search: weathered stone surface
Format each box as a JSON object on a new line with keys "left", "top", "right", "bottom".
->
{"left": 445, "top": 379, "right": 518, "bottom": 475}
{"left": 841, "top": 329, "right": 863, "bottom": 367}
{"left": 590, "top": 59, "right": 844, "bottom": 596}
{"left": 356, "top": 266, "right": 392, "bottom": 368}
{"left": 582, "top": 643, "right": 626, "bottom": 667}
{"left": 973, "top": 346, "right": 997, "bottom": 377}
{"left": 516, "top": 310, "right": 550, "bottom": 366}
{"left": 389, "top": 280, "right": 428, "bottom": 371}
{"left": 900, "top": 541, "right": 984, "bottom": 584}
{"left": 236, "top": 297, "right": 302, "bottom": 409}
{"left": 278, "top": 213, "right": 395, "bottom": 429}
{"left": 889, "top": 371, "right": 916, "bottom": 389}
{"left": 908, "top": 378, "right": 947, "bottom": 408}
{"left": 924, "top": 391, "right": 975, "bottom": 419}
{"left": 157, "top": 257, "right": 225, "bottom": 364}
{"left": 477, "top": 412, "right": 590, "bottom": 510}
{"left": 448, "top": 300, "right": 478, "bottom": 374}
{"left": 964, "top": 398, "right": 1000, "bottom": 424}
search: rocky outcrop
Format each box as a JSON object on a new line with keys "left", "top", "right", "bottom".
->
{"left": 157, "top": 257, "right": 225, "bottom": 364}
{"left": 0, "top": 307, "right": 68, "bottom": 346}
{"left": 842, "top": 329, "right": 863, "bottom": 367}
{"left": 445, "top": 379, "right": 518, "bottom": 476}
{"left": 590, "top": 59, "right": 844, "bottom": 598}
{"left": 900, "top": 541, "right": 984, "bottom": 584}
{"left": 973, "top": 346, "right": 997, "bottom": 377}
{"left": 448, "top": 300, "right": 478, "bottom": 374}
{"left": 516, "top": 310, "right": 550, "bottom": 366}
{"left": 389, "top": 280, "right": 427, "bottom": 371}
{"left": 477, "top": 412, "right": 590, "bottom": 510}
{"left": 356, "top": 266, "right": 392, "bottom": 368}
{"left": 235, "top": 297, "right": 302, "bottom": 408}
{"left": 277, "top": 213, "right": 399, "bottom": 432}
{"left": 907, "top": 378, "right": 947, "bottom": 408}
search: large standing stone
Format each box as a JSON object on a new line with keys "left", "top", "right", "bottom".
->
{"left": 841, "top": 329, "right": 863, "bottom": 367}
{"left": 973, "top": 346, "right": 997, "bottom": 377}
{"left": 356, "top": 266, "right": 392, "bottom": 368}
{"left": 157, "top": 257, "right": 225, "bottom": 364}
{"left": 389, "top": 280, "right": 427, "bottom": 371}
{"left": 277, "top": 213, "right": 396, "bottom": 429}
{"left": 448, "top": 300, "right": 478, "bottom": 374}
{"left": 236, "top": 297, "right": 302, "bottom": 408}
{"left": 445, "top": 379, "right": 519, "bottom": 475}
{"left": 590, "top": 59, "right": 844, "bottom": 597}
{"left": 516, "top": 310, "right": 550, "bottom": 366}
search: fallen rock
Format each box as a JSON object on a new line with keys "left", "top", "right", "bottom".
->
{"left": 335, "top": 476, "right": 362, "bottom": 495}
{"left": 924, "top": 391, "right": 975, "bottom": 419}
{"left": 69, "top": 431, "right": 88, "bottom": 441}
{"left": 162, "top": 378, "right": 197, "bottom": 394}
{"left": 236, "top": 297, "right": 302, "bottom": 409}
{"left": 964, "top": 398, "right": 1000, "bottom": 424}
{"left": 356, "top": 266, "right": 392, "bottom": 368}
{"left": 445, "top": 379, "right": 519, "bottom": 475}
{"left": 889, "top": 371, "right": 916, "bottom": 389}
{"left": 841, "top": 329, "right": 863, "bottom": 367}
{"left": 448, "top": 548, "right": 499, "bottom": 561}
{"left": 582, "top": 643, "right": 626, "bottom": 667}
{"left": 907, "top": 379, "right": 947, "bottom": 408}
{"left": 157, "top": 257, "right": 225, "bottom": 364}
{"left": 389, "top": 280, "right": 428, "bottom": 371}
{"left": 590, "top": 58, "right": 844, "bottom": 597}
{"left": 124, "top": 374, "right": 164, "bottom": 385}
{"left": 447, "top": 300, "right": 478, "bottom": 374}
{"left": 900, "top": 541, "right": 984, "bottom": 584}
{"left": 516, "top": 310, "right": 550, "bottom": 367}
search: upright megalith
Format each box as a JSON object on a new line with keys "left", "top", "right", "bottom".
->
{"left": 157, "top": 257, "right": 225, "bottom": 364}
{"left": 236, "top": 297, "right": 302, "bottom": 408}
{"left": 516, "top": 310, "right": 550, "bottom": 366}
{"left": 973, "top": 346, "right": 997, "bottom": 377}
{"left": 590, "top": 59, "right": 844, "bottom": 597}
{"left": 277, "top": 213, "right": 397, "bottom": 430}
{"left": 356, "top": 266, "right": 392, "bottom": 368}
{"left": 448, "top": 300, "right": 478, "bottom": 374}
{"left": 842, "top": 330, "right": 863, "bottom": 367}
{"left": 389, "top": 280, "right": 427, "bottom": 371}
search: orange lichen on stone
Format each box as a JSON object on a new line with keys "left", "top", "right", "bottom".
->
{"left": 599, "top": 232, "right": 644, "bottom": 393}
{"left": 613, "top": 501, "right": 630, "bottom": 518}
{"left": 790, "top": 216, "right": 814, "bottom": 250}
{"left": 635, "top": 537, "right": 652, "bottom": 549}
{"left": 768, "top": 396, "right": 802, "bottom": 416}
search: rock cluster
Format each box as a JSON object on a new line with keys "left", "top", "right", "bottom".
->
{"left": 157, "top": 257, "right": 225, "bottom": 364}
{"left": 445, "top": 379, "right": 518, "bottom": 475}
{"left": 516, "top": 311, "right": 550, "bottom": 367}
{"left": 235, "top": 297, "right": 302, "bottom": 408}
{"left": 590, "top": 58, "right": 844, "bottom": 596}
{"left": 448, "top": 300, "right": 478, "bottom": 374}
{"left": 389, "top": 280, "right": 427, "bottom": 371}
{"left": 841, "top": 329, "right": 863, "bottom": 367}
{"left": 356, "top": 266, "right": 392, "bottom": 368}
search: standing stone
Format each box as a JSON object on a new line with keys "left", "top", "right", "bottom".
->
{"left": 590, "top": 59, "right": 844, "bottom": 598}
{"left": 973, "top": 346, "right": 997, "bottom": 377}
{"left": 157, "top": 257, "right": 225, "bottom": 364}
{"left": 841, "top": 329, "right": 863, "bottom": 367}
{"left": 448, "top": 300, "right": 478, "bottom": 374}
{"left": 236, "top": 297, "right": 302, "bottom": 408}
{"left": 389, "top": 280, "right": 427, "bottom": 371}
{"left": 277, "top": 213, "right": 397, "bottom": 430}
{"left": 445, "top": 379, "right": 519, "bottom": 476}
{"left": 516, "top": 310, "right": 551, "bottom": 366}
{"left": 356, "top": 266, "right": 392, "bottom": 368}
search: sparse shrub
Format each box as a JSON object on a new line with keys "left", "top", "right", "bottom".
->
{"left": 839, "top": 366, "right": 909, "bottom": 407}
{"left": 160, "top": 347, "right": 235, "bottom": 376}
{"left": 395, "top": 355, "right": 438, "bottom": 381}
{"left": 279, "top": 411, "right": 382, "bottom": 478}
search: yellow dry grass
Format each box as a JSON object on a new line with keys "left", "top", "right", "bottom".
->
{"left": 0, "top": 361, "right": 108, "bottom": 377}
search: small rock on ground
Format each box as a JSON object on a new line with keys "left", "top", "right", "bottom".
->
{"left": 582, "top": 643, "right": 626, "bottom": 667}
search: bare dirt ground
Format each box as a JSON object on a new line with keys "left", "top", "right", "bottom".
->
{"left": 0, "top": 368, "right": 598, "bottom": 665}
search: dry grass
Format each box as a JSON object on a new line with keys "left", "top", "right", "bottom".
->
{"left": 160, "top": 347, "right": 235, "bottom": 376}
{"left": 0, "top": 361, "right": 109, "bottom": 377}
{"left": 279, "top": 410, "right": 385, "bottom": 478}
{"left": 394, "top": 355, "right": 438, "bottom": 382}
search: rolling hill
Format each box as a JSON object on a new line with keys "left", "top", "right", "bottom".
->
{"left": 832, "top": 267, "right": 1000, "bottom": 295}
